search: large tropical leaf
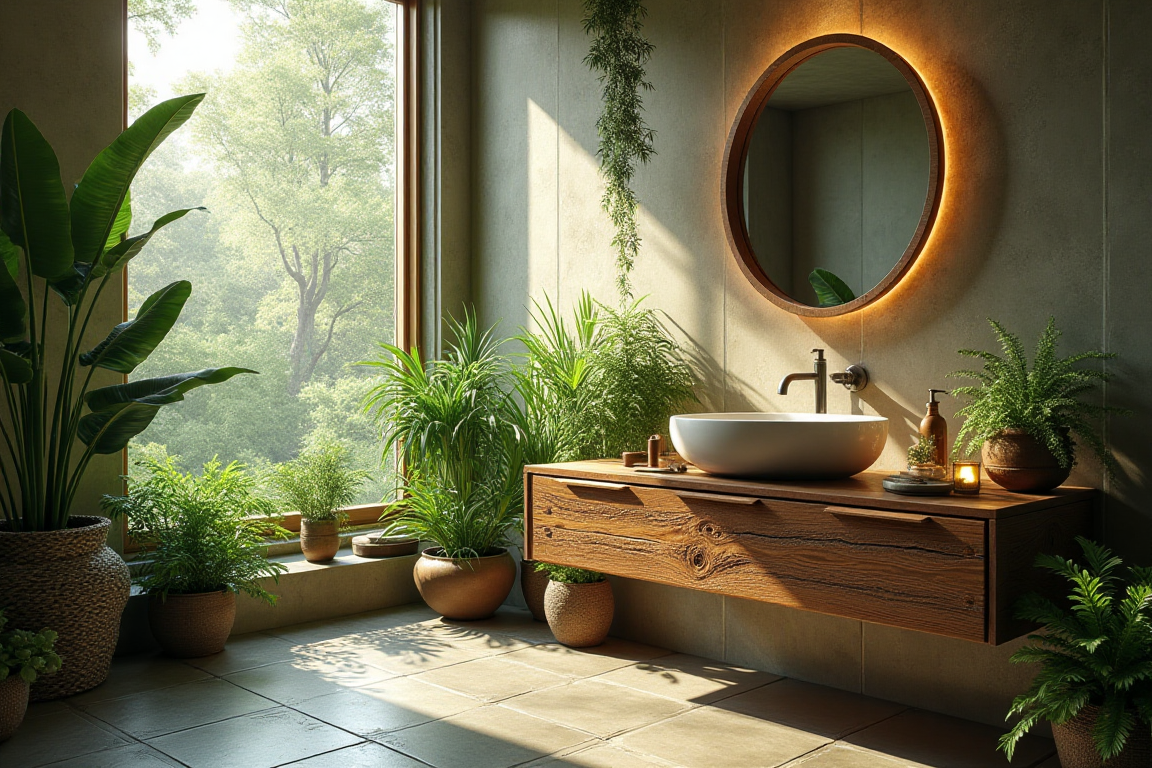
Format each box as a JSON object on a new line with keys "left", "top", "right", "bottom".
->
{"left": 0, "top": 228, "right": 18, "bottom": 279}
{"left": 104, "top": 189, "right": 131, "bottom": 253}
{"left": 0, "top": 256, "right": 25, "bottom": 342}
{"left": 69, "top": 94, "right": 204, "bottom": 264}
{"left": 85, "top": 367, "right": 257, "bottom": 412}
{"left": 95, "top": 207, "right": 205, "bottom": 277}
{"left": 810, "top": 269, "right": 857, "bottom": 307}
{"left": 0, "top": 109, "right": 74, "bottom": 279}
{"left": 79, "top": 280, "right": 190, "bottom": 373}
{"left": 77, "top": 402, "right": 162, "bottom": 455}
{"left": 48, "top": 262, "right": 93, "bottom": 306}
{"left": 0, "top": 348, "right": 31, "bottom": 384}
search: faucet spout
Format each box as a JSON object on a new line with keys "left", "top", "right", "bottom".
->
{"left": 777, "top": 372, "right": 817, "bottom": 395}
{"left": 777, "top": 348, "right": 828, "bottom": 413}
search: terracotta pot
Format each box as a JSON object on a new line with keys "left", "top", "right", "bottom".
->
{"left": 300, "top": 519, "right": 340, "bottom": 562}
{"left": 520, "top": 559, "right": 548, "bottom": 622}
{"left": 544, "top": 579, "right": 614, "bottom": 648}
{"left": 352, "top": 534, "right": 419, "bottom": 558}
{"left": 413, "top": 548, "right": 516, "bottom": 620}
{"left": 0, "top": 516, "right": 130, "bottom": 700}
{"left": 148, "top": 590, "right": 237, "bottom": 658}
{"left": 1052, "top": 705, "right": 1151, "bottom": 768}
{"left": 0, "top": 676, "right": 29, "bottom": 743}
{"left": 982, "top": 428, "right": 1072, "bottom": 493}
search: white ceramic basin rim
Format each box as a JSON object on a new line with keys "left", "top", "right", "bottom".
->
{"left": 669, "top": 412, "right": 889, "bottom": 479}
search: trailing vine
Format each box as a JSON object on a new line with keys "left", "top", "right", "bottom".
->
{"left": 583, "top": 0, "right": 656, "bottom": 302}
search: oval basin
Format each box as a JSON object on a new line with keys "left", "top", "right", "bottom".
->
{"left": 669, "top": 412, "right": 889, "bottom": 480}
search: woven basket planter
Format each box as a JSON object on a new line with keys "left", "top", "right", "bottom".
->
{"left": 413, "top": 548, "right": 516, "bottom": 620}
{"left": 544, "top": 579, "right": 614, "bottom": 648}
{"left": 0, "top": 516, "right": 130, "bottom": 701}
{"left": 300, "top": 519, "right": 340, "bottom": 563}
{"left": 148, "top": 591, "right": 237, "bottom": 658}
{"left": 0, "top": 676, "right": 29, "bottom": 743}
{"left": 1052, "top": 706, "right": 1152, "bottom": 768}
{"left": 520, "top": 559, "right": 548, "bottom": 622}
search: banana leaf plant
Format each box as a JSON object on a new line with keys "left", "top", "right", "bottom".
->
{"left": 0, "top": 94, "right": 255, "bottom": 532}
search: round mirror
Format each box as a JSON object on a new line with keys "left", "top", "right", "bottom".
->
{"left": 723, "top": 35, "right": 943, "bottom": 316}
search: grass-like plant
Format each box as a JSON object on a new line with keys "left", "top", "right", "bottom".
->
{"left": 1000, "top": 537, "right": 1152, "bottom": 762}
{"left": 271, "top": 442, "right": 370, "bottom": 523}
{"left": 102, "top": 456, "right": 288, "bottom": 602}
{"left": 535, "top": 562, "right": 604, "bottom": 584}
{"left": 0, "top": 609, "right": 61, "bottom": 683}
{"left": 950, "top": 317, "right": 1122, "bottom": 472}
{"left": 907, "top": 434, "right": 936, "bottom": 466}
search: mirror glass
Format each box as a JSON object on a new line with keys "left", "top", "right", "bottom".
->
{"left": 741, "top": 46, "right": 932, "bottom": 309}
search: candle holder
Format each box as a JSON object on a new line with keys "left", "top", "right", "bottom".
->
{"left": 953, "top": 461, "right": 981, "bottom": 494}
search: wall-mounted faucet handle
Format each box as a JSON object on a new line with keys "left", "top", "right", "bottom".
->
{"left": 830, "top": 364, "right": 869, "bottom": 392}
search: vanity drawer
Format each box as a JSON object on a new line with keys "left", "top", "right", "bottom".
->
{"left": 528, "top": 475, "right": 988, "bottom": 642}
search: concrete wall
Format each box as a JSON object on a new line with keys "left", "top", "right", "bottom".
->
{"left": 470, "top": 0, "right": 1152, "bottom": 725}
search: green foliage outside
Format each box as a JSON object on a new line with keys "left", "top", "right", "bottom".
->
{"left": 0, "top": 610, "right": 61, "bottom": 684}
{"left": 949, "top": 317, "right": 1123, "bottom": 472}
{"left": 1000, "top": 537, "right": 1152, "bottom": 762}
{"left": 102, "top": 456, "right": 289, "bottom": 602}
{"left": 535, "top": 562, "right": 605, "bottom": 585}
{"left": 271, "top": 442, "right": 371, "bottom": 523}
{"left": 906, "top": 434, "right": 936, "bottom": 466}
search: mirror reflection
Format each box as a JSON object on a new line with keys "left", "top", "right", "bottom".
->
{"left": 742, "top": 46, "right": 930, "bottom": 308}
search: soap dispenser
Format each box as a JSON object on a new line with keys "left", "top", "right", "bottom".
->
{"left": 920, "top": 389, "right": 948, "bottom": 466}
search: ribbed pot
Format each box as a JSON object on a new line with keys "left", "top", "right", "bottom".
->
{"left": 544, "top": 579, "right": 614, "bottom": 648}
{"left": 0, "top": 516, "right": 130, "bottom": 701}
{"left": 520, "top": 559, "right": 548, "bottom": 622}
{"left": 148, "top": 590, "right": 237, "bottom": 658}
{"left": 1052, "top": 705, "right": 1151, "bottom": 768}
{"left": 0, "top": 677, "right": 29, "bottom": 743}
{"left": 982, "top": 428, "right": 1072, "bottom": 493}
{"left": 300, "top": 519, "right": 340, "bottom": 563}
{"left": 413, "top": 548, "right": 516, "bottom": 621}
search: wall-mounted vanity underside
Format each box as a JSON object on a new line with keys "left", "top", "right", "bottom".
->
{"left": 524, "top": 461, "right": 1094, "bottom": 645}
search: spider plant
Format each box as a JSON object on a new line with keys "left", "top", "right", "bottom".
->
{"left": 950, "top": 317, "right": 1123, "bottom": 472}
{"left": 1000, "top": 537, "right": 1152, "bottom": 762}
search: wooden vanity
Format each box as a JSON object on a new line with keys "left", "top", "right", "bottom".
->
{"left": 524, "top": 460, "right": 1095, "bottom": 645}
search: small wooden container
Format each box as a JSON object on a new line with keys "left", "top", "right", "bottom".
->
{"left": 352, "top": 534, "right": 419, "bottom": 558}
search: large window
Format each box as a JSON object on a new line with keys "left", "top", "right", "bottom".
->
{"left": 127, "top": 0, "right": 409, "bottom": 503}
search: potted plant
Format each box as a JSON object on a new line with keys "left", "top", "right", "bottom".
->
{"left": 0, "top": 96, "right": 255, "bottom": 698}
{"left": 0, "top": 610, "right": 61, "bottom": 742}
{"left": 537, "top": 563, "right": 614, "bottom": 648}
{"left": 950, "top": 317, "right": 1123, "bottom": 492}
{"left": 1000, "top": 537, "right": 1152, "bottom": 767}
{"left": 363, "top": 312, "right": 522, "bottom": 621}
{"left": 906, "top": 435, "right": 945, "bottom": 480}
{"left": 272, "top": 443, "right": 371, "bottom": 563}
{"left": 103, "top": 456, "right": 288, "bottom": 658}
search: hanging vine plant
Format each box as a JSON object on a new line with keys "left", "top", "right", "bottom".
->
{"left": 583, "top": 0, "right": 656, "bottom": 302}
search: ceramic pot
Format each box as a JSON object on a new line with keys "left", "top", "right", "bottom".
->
{"left": 300, "top": 519, "right": 340, "bottom": 562}
{"left": 544, "top": 579, "right": 614, "bottom": 648}
{"left": 982, "top": 428, "right": 1071, "bottom": 493}
{"left": 1052, "top": 705, "right": 1151, "bottom": 768}
{"left": 520, "top": 559, "right": 548, "bottom": 622}
{"left": 352, "top": 534, "right": 419, "bottom": 558}
{"left": 0, "top": 516, "right": 130, "bottom": 700}
{"left": 0, "top": 677, "right": 29, "bottom": 743}
{"left": 148, "top": 590, "right": 237, "bottom": 658}
{"left": 413, "top": 548, "right": 516, "bottom": 620}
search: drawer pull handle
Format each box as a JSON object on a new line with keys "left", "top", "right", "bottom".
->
{"left": 673, "top": 490, "right": 760, "bottom": 505}
{"left": 828, "top": 506, "right": 929, "bottom": 524}
{"left": 556, "top": 478, "right": 630, "bottom": 491}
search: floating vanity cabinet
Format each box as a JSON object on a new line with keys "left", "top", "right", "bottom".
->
{"left": 524, "top": 461, "right": 1096, "bottom": 645}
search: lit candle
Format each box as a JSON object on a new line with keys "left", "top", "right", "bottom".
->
{"left": 953, "top": 461, "right": 981, "bottom": 494}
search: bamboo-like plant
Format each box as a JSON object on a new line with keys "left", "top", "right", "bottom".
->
{"left": 0, "top": 95, "right": 254, "bottom": 531}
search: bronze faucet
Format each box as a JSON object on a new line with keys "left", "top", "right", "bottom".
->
{"left": 778, "top": 348, "right": 869, "bottom": 414}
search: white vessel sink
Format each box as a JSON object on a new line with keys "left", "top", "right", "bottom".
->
{"left": 669, "top": 412, "right": 889, "bottom": 479}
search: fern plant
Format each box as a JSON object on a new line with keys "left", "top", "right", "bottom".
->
{"left": 1000, "top": 537, "right": 1152, "bottom": 762}
{"left": 271, "top": 442, "right": 370, "bottom": 523}
{"left": 583, "top": 0, "right": 656, "bottom": 300}
{"left": 950, "top": 317, "right": 1123, "bottom": 472}
{"left": 906, "top": 434, "right": 936, "bottom": 466}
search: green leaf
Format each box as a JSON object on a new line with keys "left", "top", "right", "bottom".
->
{"left": 0, "top": 227, "right": 18, "bottom": 279}
{"left": 809, "top": 269, "right": 857, "bottom": 307}
{"left": 0, "top": 254, "right": 26, "bottom": 342}
{"left": 86, "top": 367, "right": 257, "bottom": 412}
{"left": 79, "top": 280, "right": 190, "bottom": 373}
{"left": 48, "top": 262, "right": 93, "bottom": 306}
{"left": 77, "top": 402, "right": 162, "bottom": 454}
{"left": 69, "top": 94, "right": 204, "bottom": 264}
{"left": 0, "top": 348, "right": 32, "bottom": 384}
{"left": 95, "top": 207, "right": 204, "bottom": 277}
{"left": 103, "top": 189, "right": 131, "bottom": 253}
{"left": 0, "top": 109, "right": 74, "bottom": 279}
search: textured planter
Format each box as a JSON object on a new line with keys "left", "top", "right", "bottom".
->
{"left": 1052, "top": 705, "right": 1151, "bottom": 768}
{"left": 0, "top": 516, "right": 130, "bottom": 701}
{"left": 544, "top": 579, "right": 614, "bottom": 648}
{"left": 0, "top": 676, "right": 29, "bottom": 743}
{"left": 520, "top": 559, "right": 548, "bottom": 622}
{"left": 148, "top": 590, "right": 237, "bottom": 658}
{"left": 982, "top": 428, "right": 1072, "bottom": 493}
{"left": 300, "top": 519, "right": 341, "bottom": 563}
{"left": 413, "top": 548, "right": 516, "bottom": 620}
{"left": 352, "top": 534, "right": 419, "bottom": 558}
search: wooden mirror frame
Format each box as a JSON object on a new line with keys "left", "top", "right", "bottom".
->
{"left": 722, "top": 34, "right": 944, "bottom": 317}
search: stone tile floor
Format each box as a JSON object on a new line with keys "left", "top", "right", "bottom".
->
{"left": 1, "top": 604, "right": 1057, "bottom": 768}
